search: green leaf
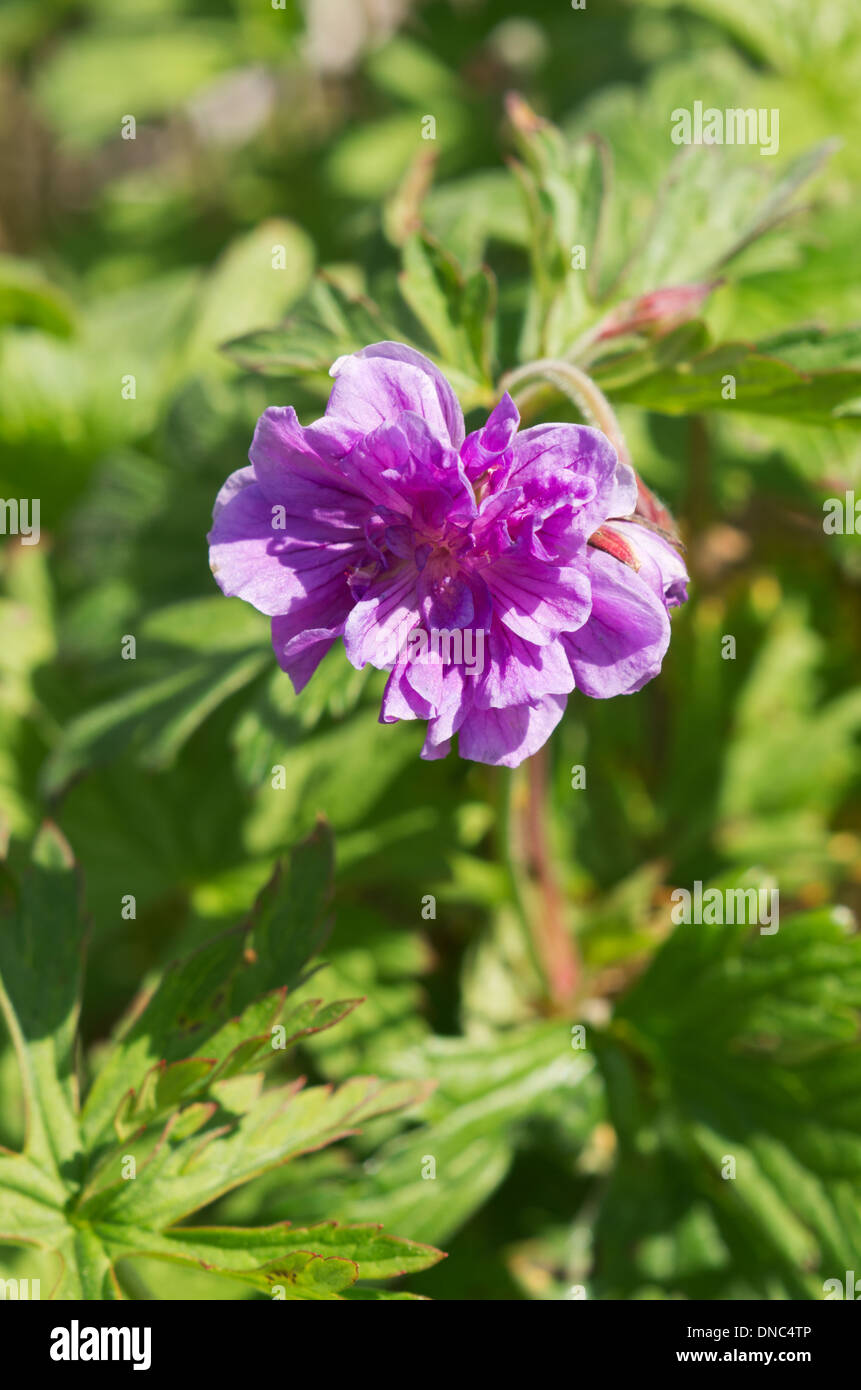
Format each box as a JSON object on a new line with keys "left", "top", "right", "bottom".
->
{"left": 0, "top": 1150, "right": 67, "bottom": 1246}
{"left": 80, "top": 822, "right": 337, "bottom": 1150}
{"left": 81, "top": 1073, "right": 433, "bottom": 1230}
{"left": 398, "top": 231, "right": 496, "bottom": 392}
{"left": 188, "top": 220, "right": 314, "bottom": 373}
{"left": 599, "top": 329, "right": 861, "bottom": 423}
{"left": 41, "top": 597, "right": 271, "bottom": 793}
{"left": 239, "top": 702, "right": 423, "bottom": 849}
{"left": 0, "top": 824, "right": 85, "bottom": 1183}
{"left": 222, "top": 275, "right": 394, "bottom": 380}
{"left": 275, "top": 1023, "right": 602, "bottom": 1245}
{"left": 715, "top": 604, "right": 861, "bottom": 888}
{"left": 233, "top": 1250, "right": 359, "bottom": 1300}
{"left": 0, "top": 257, "right": 76, "bottom": 337}
{"left": 325, "top": 112, "right": 467, "bottom": 201}
{"left": 109, "top": 996, "right": 362, "bottom": 1147}
{"left": 365, "top": 36, "right": 460, "bottom": 107}
{"left": 42, "top": 652, "right": 270, "bottom": 793}
{"left": 33, "top": 24, "right": 236, "bottom": 147}
{"left": 288, "top": 904, "right": 431, "bottom": 1077}
{"left": 423, "top": 171, "right": 530, "bottom": 267}
{"left": 595, "top": 886, "right": 861, "bottom": 1298}
{"left": 108, "top": 1219, "right": 443, "bottom": 1297}
{"left": 637, "top": 0, "right": 861, "bottom": 73}
{"left": 620, "top": 141, "right": 837, "bottom": 297}
{"left": 507, "top": 96, "right": 608, "bottom": 357}
{"left": 507, "top": 95, "right": 839, "bottom": 388}
{"left": 53, "top": 1228, "right": 123, "bottom": 1301}
{"left": 0, "top": 824, "right": 440, "bottom": 1300}
{"left": 139, "top": 597, "right": 271, "bottom": 655}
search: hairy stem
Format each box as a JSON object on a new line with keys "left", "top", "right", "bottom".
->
{"left": 500, "top": 358, "right": 631, "bottom": 466}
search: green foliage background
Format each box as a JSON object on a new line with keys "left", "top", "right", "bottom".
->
{"left": 0, "top": 0, "right": 859, "bottom": 1299}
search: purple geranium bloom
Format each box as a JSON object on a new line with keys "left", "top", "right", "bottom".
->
{"left": 208, "top": 342, "right": 688, "bottom": 767}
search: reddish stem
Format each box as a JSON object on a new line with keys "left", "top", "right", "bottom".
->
{"left": 519, "top": 748, "right": 580, "bottom": 1010}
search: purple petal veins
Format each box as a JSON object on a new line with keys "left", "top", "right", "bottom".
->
{"left": 208, "top": 341, "right": 689, "bottom": 766}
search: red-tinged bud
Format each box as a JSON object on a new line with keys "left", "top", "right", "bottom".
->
{"left": 505, "top": 91, "right": 546, "bottom": 135}
{"left": 595, "top": 282, "right": 718, "bottom": 342}
{"left": 634, "top": 475, "right": 682, "bottom": 545}
{"left": 588, "top": 525, "right": 641, "bottom": 571}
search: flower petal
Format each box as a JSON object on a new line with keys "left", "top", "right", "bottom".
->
{"left": 346, "top": 414, "right": 474, "bottom": 528}
{"left": 474, "top": 622, "right": 574, "bottom": 709}
{"left": 613, "top": 520, "right": 689, "bottom": 610}
{"left": 420, "top": 662, "right": 472, "bottom": 744}
{"left": 272, "top": 620, "right": 345, "bottom": 694}
{"left": 342, "top": 563, "right": 420, "bottom": 670}
{"left": 562, "top": 548, "right": 670, "bottom": 698}
{"left": 213, "top": 466, "right": 255, "bottom": 522}
{"left": 457, "top": 694, "right": 567, "bottom": 768}
{"left": 381, "top": 655, "right": 433, "bottom": 723}
{"left": 208, "top": 480, "right": 359, "bottom": 619}
{"left": 461, "top": 392, "right": 519, "bottom": 481}
{"left": 327, "top": 341, "right": 465, "bottom": 449}
{"left": 504, "top": 423, "right": 625, "bottom": 546}
{"left": 484, "top": 553, "right": 591, "bottom": 645}
{"left": 250, "top": 406, "right": 370, "bottom": 544}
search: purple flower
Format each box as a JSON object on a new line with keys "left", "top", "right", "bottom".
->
{"left": 208, "top": 342, "right": 688, "bottom": 767}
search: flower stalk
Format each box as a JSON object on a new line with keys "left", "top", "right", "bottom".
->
{"left": 495, "top": 358, "right": 631, "bottom": 1014}
{"left": 500, "top": 358, "right": 631, "bottom": 467}
{"left": 503, "top": 749, "right": 580, "bottom": 1012}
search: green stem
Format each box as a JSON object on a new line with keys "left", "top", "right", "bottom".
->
{"left": 500, "top": 358, "right": 631, "bottom": 467}
{"left": 500, "top": 765, "right": 545, "bottom": 991}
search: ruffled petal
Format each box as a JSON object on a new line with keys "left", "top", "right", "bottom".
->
{"left": 460, "top": 391, "right": 519, "bottom": 481}
{"left": 327, "top": 341, "right": 465, "bottom": 449}
{"left": 420, "top": 663, "right": 473, "bottom": 757}
{"left": 213, "top": 466, "right": 255, "bottom": 522}
{"left": 271, "top": 619, "right": 345, "bottom": 694}
{"left": 342, "top": 563, "right": 420, "bottom": 670}
{"left": 502, "top": 423, "right": 625, "bottom": 552}
{"left": 380, "top": 653, "right": 433, "bottom": 723}
{"left": 474, "top": 622, "right": 574, "bottom": 709}
{"left": 346, "top": 413, "right": 474, "bottom": 527}
{"left": 420, "top": 734, "right": 452, "bottom": 761}
{"left": 457, "top": 694, "right": 568, "bottom": 768}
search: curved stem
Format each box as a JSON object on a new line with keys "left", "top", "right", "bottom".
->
{"left": 500, "top": 358, "right": 631, "bottom": 466}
